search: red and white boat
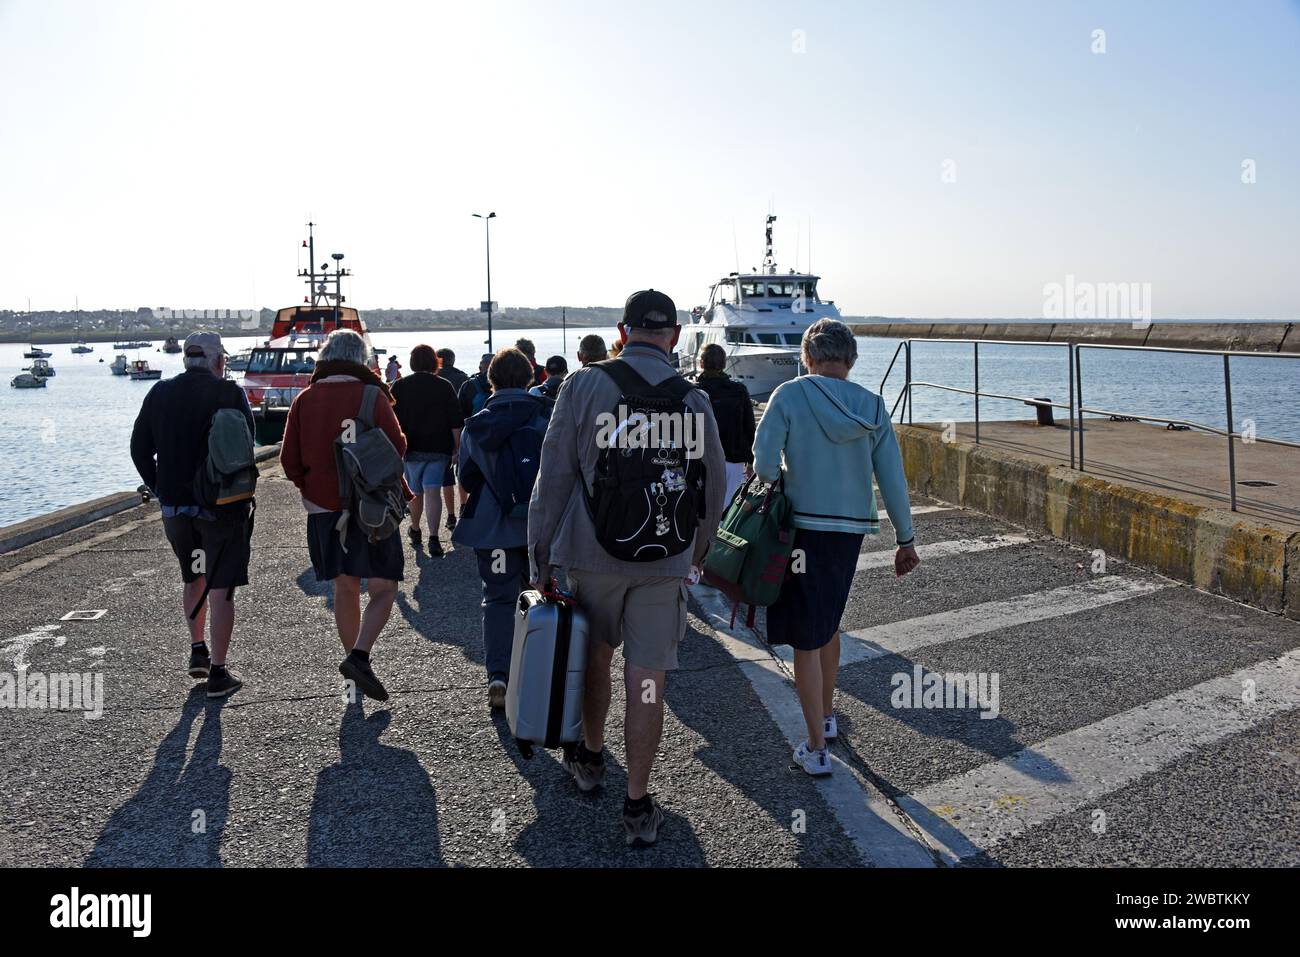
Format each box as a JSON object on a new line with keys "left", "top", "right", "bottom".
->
{"left": 238, "top": 224, "right": 379, "bottom": 443}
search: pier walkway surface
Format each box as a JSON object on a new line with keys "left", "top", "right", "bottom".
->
{"left": 2, "top": 460, "right": 1298, "bottom": 867}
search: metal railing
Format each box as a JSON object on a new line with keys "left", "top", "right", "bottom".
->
{"left": 879, "top": 336, "right": 1300, "bottom": 512}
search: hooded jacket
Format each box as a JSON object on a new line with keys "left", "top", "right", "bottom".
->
{"left": 753, "top": 375, "right": 914, "bottom": 544}
{"left": 452, "top": 388, "right": 547, "bottom": 550}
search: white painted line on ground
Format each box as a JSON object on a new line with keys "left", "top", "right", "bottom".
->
{"left": 897, "top": 505, "right": 952, "bottom": 517}
{"left": 838, "top": 576, "right": 1167, "bottom": 666}
{"left": 855, "top": 534, "right": 1030, "bottom": 571}
{"left": 691, "top": 585, "right": 938, "bottom": 868}
{"left": 899, "top": 649, "right": 1300, "bottom": 864}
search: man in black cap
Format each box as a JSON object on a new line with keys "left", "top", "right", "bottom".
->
{"left": 130, "top": 332, "right": 255, "bottom": 699}
{"left": 527, "top": 290, "right": 726, "bottom": 847}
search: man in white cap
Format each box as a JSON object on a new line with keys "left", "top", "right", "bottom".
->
{"left": 131, "top": 332, "right": 255, "bottom": 698}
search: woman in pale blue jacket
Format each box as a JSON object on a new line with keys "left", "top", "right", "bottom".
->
{"left": 753, "top": 318, "right": 921, "bottom": 777}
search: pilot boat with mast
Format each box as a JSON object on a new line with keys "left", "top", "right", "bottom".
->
{"left": 677, "top": 215, "right": 843, "bottom": 402}
{"left": 237, "top": 224, "right": 379, "bottom": 444}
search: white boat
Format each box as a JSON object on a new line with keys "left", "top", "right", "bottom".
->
{"left": 676, "top": 215, "right": 843, "bottom": 402}
{"left": 26, "top": 358, "right": 55, "bottom": 378}
{"left": 11, "top": 372, "right": 47, "bottom": 389}
{"left": 110, "top": 354, "right": 130, "bottom": 376}
{"left": 129, "top": 359, "right": 162, "bottom": 380}
{"left": 71, "top": 341, "right": 93, "bottom": 354}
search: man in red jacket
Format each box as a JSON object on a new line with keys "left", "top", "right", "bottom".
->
{"left": 281, "top": 329, "right": 412, "bottom": 701}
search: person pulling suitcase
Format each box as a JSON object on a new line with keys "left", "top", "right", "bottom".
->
{"left": 527, "top": 289, "right": 727, "bottom": 847}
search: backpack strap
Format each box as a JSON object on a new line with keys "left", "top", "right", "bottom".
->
{"left": 592, "top": 358, "right": 694, "bottom": 402}
{"left": 357, "top": 384, "right": 381, "bottom": 429}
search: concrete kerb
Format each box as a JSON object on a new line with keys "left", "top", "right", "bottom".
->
{"left": 897, "top": 425, "right": 1297, "bottom": 619}
{"left": 0, "top": 443, "right": 282, "bottom": 556}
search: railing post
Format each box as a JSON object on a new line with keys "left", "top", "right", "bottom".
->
{"left": 1224, "top": 353, "right": 1238, "bottom": 511}
{"left": 973, "top": 341, "right": 980, "bottom": 444}
{"left": 1067, "top": 343, "right": 1076, "bottom": 470}
{"left": 1075, "top": 344, "right": 1085, "bottom": 471}
{"left": 905, "top": 340, "right": 913, "bottom": 425}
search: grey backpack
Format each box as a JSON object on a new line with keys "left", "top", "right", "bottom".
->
{"left": 333, "top": 385, "right": 407, "bottom": 548}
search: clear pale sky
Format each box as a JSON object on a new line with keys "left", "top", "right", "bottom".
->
{"left": 1, "top": 0, "right": 1297, "bottom": 319}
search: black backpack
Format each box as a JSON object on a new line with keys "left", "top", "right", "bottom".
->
{"left": 584, "top": 359, "right": 707, "bottom": 563}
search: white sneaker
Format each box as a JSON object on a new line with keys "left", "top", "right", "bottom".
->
{"left": 488, "top": 680, "right": 507, "bottom": 710}
{"left": 793, "top": 741, "right": 832, "bottom": 777}
{"left": 824, "top": 714, "right": 838, "bottom": 741}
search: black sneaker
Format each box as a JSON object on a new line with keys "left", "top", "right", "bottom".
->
{"left": 446, "top": 514, "right": 457, "bottom": 532}
{"left": 206, "top": 666, "right": 242, "bottom": 699}
{"left": 562, "top": 742, "right": 606, "bottom": 793}
{"left": 339, "top": 652, "right": 389, "bottom": 701}
{"left": 623, "top": 795, "right": 664, "bottom": 847}
{"left": 408, "top": 526, "right": 423, "bottom": 546}
{"left": 188, "top": 645, "right": 211, "bottom": 679}
{"left": 427, "top": 538, "right": 444, "bottom": 557}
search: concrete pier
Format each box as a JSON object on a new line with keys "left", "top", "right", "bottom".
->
{"left": 1, "top": 455, "right": 1297, "bottom": 866}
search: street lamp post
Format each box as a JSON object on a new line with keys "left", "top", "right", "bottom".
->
{"left": 473, "top": 212, "right": 497, "bottom": 352}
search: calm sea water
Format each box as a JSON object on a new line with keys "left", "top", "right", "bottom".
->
{"left": 3, "top": 327, "right": 1298, "bottom": 528}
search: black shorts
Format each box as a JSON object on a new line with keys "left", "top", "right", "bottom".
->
{"left": 765, "top": 528, "right": 865, "bottom": 651}
{"left": 162, "top": 513, "right": 251, "bottom": 590}
{"left": 307, "top": 512, "right": 405, "bottom": 583}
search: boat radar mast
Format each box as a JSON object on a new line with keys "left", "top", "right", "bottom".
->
{"left": 298, "top": 221, "right": 350, "bottom": 323}
{"left": 762, "top": 214, "right": 778, "bottom": 275}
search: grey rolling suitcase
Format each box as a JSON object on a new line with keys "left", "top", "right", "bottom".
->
{"left": 506, "top": 590, "right": 589, "bottom": 759}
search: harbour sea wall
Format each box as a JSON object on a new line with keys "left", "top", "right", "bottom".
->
{"left": 0, "top": 445, "right": 283, "bottom": 555}
{"left": 897, "top": 424, "right": 1300, "bottom": 620}
{"left": 850, "top": 320, "right": 1300, "bottom": 352}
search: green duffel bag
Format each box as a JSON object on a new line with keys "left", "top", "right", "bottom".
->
{"left": 702, "top": 473, "right": 795, "bottom": 627}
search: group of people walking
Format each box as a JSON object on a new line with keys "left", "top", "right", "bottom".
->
{"left": 130, "top": 296, "right": 920, "bottom": 847}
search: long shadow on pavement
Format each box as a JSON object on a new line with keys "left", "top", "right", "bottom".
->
{"left": 488, "top": 714, "right": 707, "bottom": 867}
{"left": 665, "top": 619, "right": 865, "bottom": 867}
{"left": 87, "top": 687, "right": 232, "bottom": 867}
{"left": 393, "top": 544, "right": 487, "bottom": 670}
{"left": 307, "top": 703, "right": 442, "bottom": 866}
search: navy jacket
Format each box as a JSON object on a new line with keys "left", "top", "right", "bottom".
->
{"left": 452, "top": 389, "right": 548, "bottom": 550}
{"left": 130, "top": 369, "right": 255, "bottom": 507}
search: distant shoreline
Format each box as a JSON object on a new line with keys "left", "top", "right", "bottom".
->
{"left": 3, "top": 316, "right": 1290, "bottom": 346}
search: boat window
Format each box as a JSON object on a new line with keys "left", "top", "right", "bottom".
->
{"left": 725, "top": 328, "right": 746, "bottom": 344}
{"left": 783, "top": 333, "right": 803, "bottom": 346}
{"left": 247, "top": 351, "right": 280, "bottom": 374}
{"left": 756, "top": 333, "right": 782, "bottom": 345}
{"left": 739, "top": 281, "right": 763, "bottom": 299}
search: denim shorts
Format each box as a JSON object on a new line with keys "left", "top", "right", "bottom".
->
{"left": 403, "top": 452, "right": 451, "bottom": 492}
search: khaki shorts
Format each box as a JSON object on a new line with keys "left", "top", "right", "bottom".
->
{"left": 566, "top": 569, "right": 687, "bottom": 671}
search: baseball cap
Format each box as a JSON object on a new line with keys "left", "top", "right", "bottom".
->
{"left": 545, "top": 355, "right": 568, "bottom": 376}
{"left": 183, "top": 332, "right": 228, "bottom": 359}
{"left": 622, "top": 289, "right": 678, "bottom": 329}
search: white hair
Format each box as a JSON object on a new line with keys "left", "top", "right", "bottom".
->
{"left": 801, "top": 318, "right": 858, "bottom": 367}
{"left": 319, "top": 329, "right": 368, "bottom": 365}
{"left": 184, "top": 352, "right": 221, "bottom": 373}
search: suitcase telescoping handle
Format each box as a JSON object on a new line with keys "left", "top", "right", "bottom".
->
{"left": 519, "top": 582, "right": 578, "bottom": 609}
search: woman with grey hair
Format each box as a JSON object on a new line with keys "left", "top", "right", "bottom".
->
{"left": 281, "top": 329, "right": 412, "bottom": 701}
{"left": 752, "top": 318, "right": 921, "bottom": 777}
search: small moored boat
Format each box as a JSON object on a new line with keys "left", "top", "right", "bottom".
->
{"left": 26, "top": 358, "right": 55, "bottom": 378}
{"left": 129, "top": 359, "right": 162, "bottom": 380}
{"left": 11, "top": 372, "right": 47, "bottom": 389}
{"left": 110, "top": 354, "right": 130, "bottom": 376}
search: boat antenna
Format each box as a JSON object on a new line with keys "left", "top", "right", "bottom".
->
{"left": 808, "top": 217, "right": 813, "bottom": 276}
{"left": 763, "top": 214, "right": 777, "bottom": 276}
{"left": 794, "top": 219, "right": 801, "bottom": 273}
{"left": 731, "top": 221, "right": 740, "bottom": 274}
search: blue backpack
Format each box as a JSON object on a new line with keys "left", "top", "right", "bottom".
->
{"left": 482, "top": 406, "right": 548, "bottom": 519}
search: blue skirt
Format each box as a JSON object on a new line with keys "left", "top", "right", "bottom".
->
{"left": 765, "top": 529, "right": 864, "bottom": 651}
